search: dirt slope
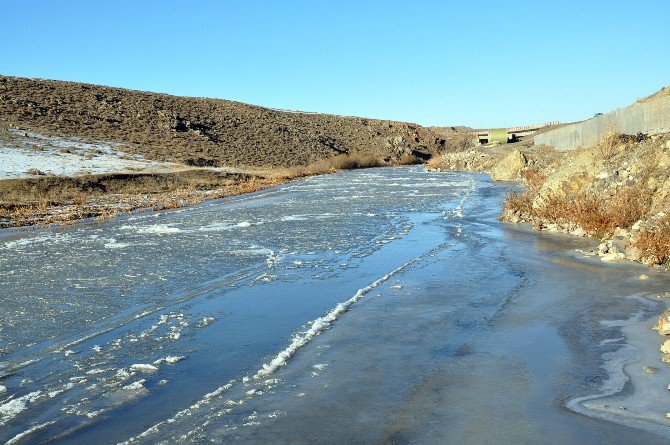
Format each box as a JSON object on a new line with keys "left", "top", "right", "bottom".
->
{"left": 0, "top": 76, "right": 445, "bottom": 168}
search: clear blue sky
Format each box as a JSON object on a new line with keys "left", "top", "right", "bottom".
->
{"left": 1, "top": 0, "right": 668, "bottom": 128}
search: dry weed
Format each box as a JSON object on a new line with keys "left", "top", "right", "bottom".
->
{"left": 635, "top": 216, "right": 670, "bottom": 265}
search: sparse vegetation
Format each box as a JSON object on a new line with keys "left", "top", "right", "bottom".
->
{"left": 502, "top": 190, "right": 533, "bottom": 217}
{"left": 0, "top": 152, "right": 393, "bottom": 228}
{"left": 594, "top": 130, "right": 621, "bottom": 160}
{"left": 503, "top": 185, "right": 652, "bottom": 238}
{"left": 635, "top": 216, "right": 670, "bottom": 265}
{"left": 304, "top": 152, "right": 384, "bottom": 173}
{"left": 520, "top": 168, "right": 546, "bottom": 193}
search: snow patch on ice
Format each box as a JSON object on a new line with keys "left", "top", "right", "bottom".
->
{"left": 153, "top": 356, "right": 186, "bottom": 366}
{"left": 118, "top": 380, "right": 236, "bottom": 444}
{"left": 123, "top": 380, "right": 147, "bottom": 391}
{"left": 129, "top": 364, "right": 158, "bottom": 374}
{"left": 253, "top": 258, "right": 418, "bottom": 379}
{"left": 132, "top": 224, "right": 182, "bottom": 235}
{"left": 104, "top": 238, "right": 130, "bottom": 249}
{"left": 0, "top": 391, "right": 43, "bottom": 425}
{"left": 5, "top": 420, "right": 57, "bottom": 445}
{"left": 197, "top": 317, "right": 215, "bottom": 327}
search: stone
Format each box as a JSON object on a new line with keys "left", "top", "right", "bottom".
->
{"left": 655, "top": 311, "right": 670, "bottom": 335}
{"left": 489, "top": 150, "right": 527, "bottom": 181}
{"left": 661, "top": 340, "right": 670, "bottom": 353}
{"left": 640, "top": 274, "right": 650, "bottom": 280}
{"left": 613, "top": 227, "right": 630, "bottom": 238}
{"left": 643, "top": 365, "right": 659, "bottom": 374}
{"left": 571, "top": 227, "right": 587, "bottom": 237}
{"left": 625, "top": 245, "right": 642, "bottom": 261}
{"left": 611, "top": 236, "right": 629, "bottom": 253}
{"left": 601, "top": 251, "right": 625, "bottom": 262}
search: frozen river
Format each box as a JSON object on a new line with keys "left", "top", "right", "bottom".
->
{"left": 1, "top": 167, "right": 670, "bottom": 444}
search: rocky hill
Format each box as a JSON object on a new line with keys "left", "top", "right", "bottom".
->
{"left": 0, "top": 76, "right": 445, "bottom": 168}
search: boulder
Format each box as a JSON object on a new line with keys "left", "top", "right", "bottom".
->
{"left": 661, "top": 339, "right": 670, "bottom": 353}
{"left": 625, "top": 244, "right": 642, "bottom": 261}
{"left": 490, "top": 150, "right": 527, "bottom": 181}
{"left": 654, "top": 311, "right": 670, "bottom": 335}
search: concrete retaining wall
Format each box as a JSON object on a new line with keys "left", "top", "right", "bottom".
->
{"left": 534, "top": 94, "right": 670, "bottom": 151}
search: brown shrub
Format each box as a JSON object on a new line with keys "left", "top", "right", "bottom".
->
{"left": 521, "top": 168, "right": 546, "bottom": 193}
{"left": 395, "top": 154, "right": 423, "bottom": 165}
{"left": 305, "top": 152, "right": 383, "bottom": 174}
{"left": 594, "top": 131, "right": 620, "bottom": 160}
{"left": 606, "top": 187, "right": 652, "bottom": 229}
{"left": 635, "top": 217, "right": 670, "bottom": 265}
{"left": 501, "top": 190, "right": 533, "bottom": 217}
{"left": 505, "top": 185, "right": 652, "bottom": 237}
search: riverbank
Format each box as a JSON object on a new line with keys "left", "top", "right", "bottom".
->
{"left": 427, "top": 131, "right": 670, "bottom": 267}
{"left": 0, "top": 139, "right": 400, "bottom": 229}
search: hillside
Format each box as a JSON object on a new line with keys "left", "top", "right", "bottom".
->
{"left": 0, "top": 76, "right": 444, "bottom": 168}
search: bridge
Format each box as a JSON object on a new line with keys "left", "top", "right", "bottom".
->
{"left": 472, "top": 121, "right": 559, "bottom": 145}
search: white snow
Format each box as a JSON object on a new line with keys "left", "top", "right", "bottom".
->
{"left": 0, "top": 391, "right": 43, "bottom": 425}
{"left": 197, "top": 316, "right": 215, "bottom": 327}
{"left": 5, "top": 421, "right": 57, "bottom": 445}
{"left": 0, "top": 130, "right": 178, "bottom": 178}
{"left": 129, "top": 224, "right": 182, "bottom": 235}
{"left": 253, "top": 258, "right": 418, "bottom": 379}
{"left": 153, "top": 356, "right": 186, "bottom": 366}
{"left": 103, "top": 239, "right": 130, "bottom": 249}
{"left": 129, "top": 364, "right": 158, "bottom": 374}
{"left": 123, "top": 380, "right": 147, "bottom": 391}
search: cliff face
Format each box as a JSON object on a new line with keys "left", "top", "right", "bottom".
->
{"left": 0, "top": 76, "right": 444, "bottom": 168}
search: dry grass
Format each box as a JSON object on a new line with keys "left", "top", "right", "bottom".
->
{"left": 26, "top": 168, "right": 46, "bottom": 176}
{"left": 306, "top": 152, "right": 383, "bottom": 172}
{"left": 594, "top": 130, "right": 621, "bottom": 160}
{"left": 502, "top": 190, "right": 533, "bottom": 216}
{"left": 0, "top": 151, "right": 390, "bottom": 228}
{"left": 635, "top": 216, "right": 670, "bottom": 265}
{"left": 539, "top": 188, "right": 651, "bottom": 237}
{"left": 502, "top": 184, "right": 652, "bottom": 238}
{"left": 521, "top": 168, "right": 546, "bottom": 193}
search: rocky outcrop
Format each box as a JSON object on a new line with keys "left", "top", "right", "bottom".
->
{"left": 489, "top": 150, "right": 527, "bottom": 181}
